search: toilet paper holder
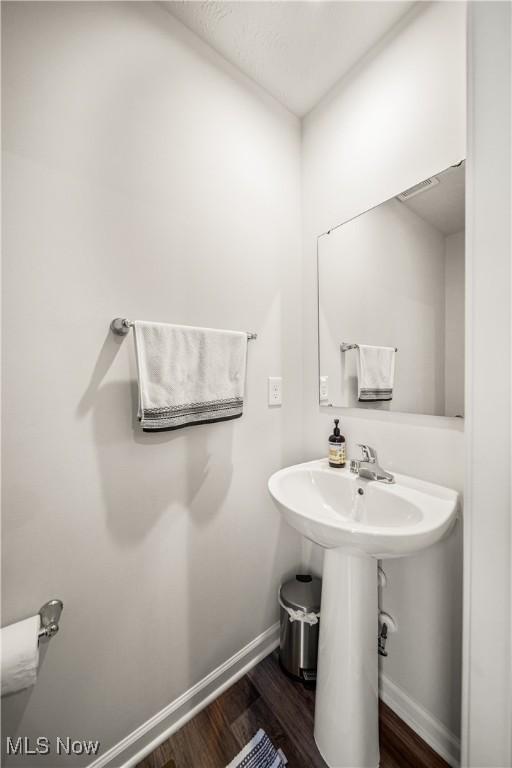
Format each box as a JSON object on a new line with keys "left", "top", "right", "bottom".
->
{"left": 38, "top": 599, "right": 63, "bottom": 641}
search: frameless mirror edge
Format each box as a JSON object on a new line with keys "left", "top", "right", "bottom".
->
{"left": 316, "top": 160, "right": 466, "bottom": 424}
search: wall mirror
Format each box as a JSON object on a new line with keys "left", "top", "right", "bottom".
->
{"left": 318, "top": 162, "right": 465, "bottom": 417}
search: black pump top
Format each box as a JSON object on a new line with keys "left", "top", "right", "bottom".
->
{"left": 333, "top": 419, "right": 340, "bottom": 436}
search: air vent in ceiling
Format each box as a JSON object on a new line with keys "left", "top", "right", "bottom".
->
{"left": 397, "top": 176, "right": 439, "bottom": 201}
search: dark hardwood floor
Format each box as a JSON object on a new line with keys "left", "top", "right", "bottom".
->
{"left": 137, "top": 651, "right": 449, "bottom": 768}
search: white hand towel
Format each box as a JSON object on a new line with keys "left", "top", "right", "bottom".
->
{"left": 356, "top": 345, "right": 396, "bottom": 401}
{"left": 133, "top": 322, "right": 248, "bottom": 431}
{"left": 1, "top": 615, "right": 40, "bottom": 696}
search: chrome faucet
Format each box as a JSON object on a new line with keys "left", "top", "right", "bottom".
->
{"left": 350, "top": 444, "right": 395, "bottom": 484}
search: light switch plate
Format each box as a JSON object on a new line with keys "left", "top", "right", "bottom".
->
{"left": 268, "top": 377, "right": 282, "bottom": 406}
{"left": 320, "top": 376, "right": 329, "bottom": 403}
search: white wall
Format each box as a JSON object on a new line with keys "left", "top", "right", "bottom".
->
{"left": 319, "top": 199, "right": 447, "bottom": 415}
{"left": 462, "top": 3, "right": 512, "bottom": 765}
{"left": 1, "top": 2, "right": 475, "bottom": 765}
{"left": 445, "top": 230, "right": 465, "bottom": 418}
{"left": 1, "top": 3, "right": 303, "bottom": 764}
{"left": 302, "top": 1, "right": 466, "bottom": 756}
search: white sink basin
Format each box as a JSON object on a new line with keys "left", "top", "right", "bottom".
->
{"left": 268, "top": 459, "right": 458, "bottom": 558}
{"left": 268, "top": 458, "right": 459, "bottom": 768}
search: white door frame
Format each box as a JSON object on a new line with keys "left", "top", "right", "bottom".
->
{"left": 462, "top": 3, "right": 512, "bottom": 766}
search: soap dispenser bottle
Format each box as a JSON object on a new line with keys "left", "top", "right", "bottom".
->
{"left": 328, "top": 419, "right": 346, "bottom": 468}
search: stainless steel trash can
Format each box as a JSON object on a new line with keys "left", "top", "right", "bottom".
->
{"left": 279, "top": 574, "right": 321, "bottom": 682}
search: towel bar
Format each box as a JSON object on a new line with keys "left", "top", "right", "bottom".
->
{"left": 341, "top": 342, "right": 398, "bottom": 352}
{"left": 111, "top": 318, "right": 257, "bottom": 340}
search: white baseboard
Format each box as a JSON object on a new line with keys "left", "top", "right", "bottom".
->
{"left": 380, "top": 673, "right": 461, "bottom": 767}
{"left": 88, "top": 623, "right": 280, "bottom": 768}
{"left": 87, "top": 627, "right": 459, "bottom": 768}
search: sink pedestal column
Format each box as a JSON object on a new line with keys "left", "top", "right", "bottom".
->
{"left": 314, "top": 548, "right": 379, "bottom": 768}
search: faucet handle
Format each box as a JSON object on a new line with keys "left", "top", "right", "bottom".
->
{"left": 357, "top": 444, "right": 377, "bottom": 463}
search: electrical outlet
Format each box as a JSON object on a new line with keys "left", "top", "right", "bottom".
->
{"left": 268, "top": 377, "right": 282, "bottom": 406}
{"left": 319, "top": 376, "right": 329, "bottom": 403}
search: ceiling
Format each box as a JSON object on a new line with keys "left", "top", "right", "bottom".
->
{"left": 400, "top": 163, "right": 465, "bottom": 236}
{"left": 163, "top": 1, "right": 416, "bottom": 116}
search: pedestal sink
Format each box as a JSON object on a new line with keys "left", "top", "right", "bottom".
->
{"left": 268, "top": 459, "right": 459, "bottom": 768}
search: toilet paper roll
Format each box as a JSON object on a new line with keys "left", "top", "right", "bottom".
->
{"left": 1, "top": 615, "right": 40, "bottom": 696}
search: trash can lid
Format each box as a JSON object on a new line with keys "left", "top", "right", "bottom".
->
{"left": 280, "top": 574, "right": 322, "bottom": 613}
